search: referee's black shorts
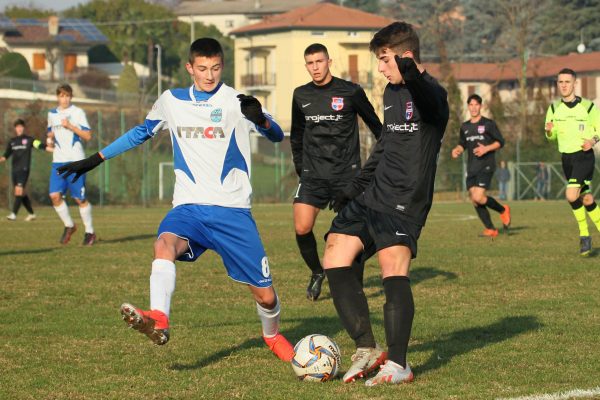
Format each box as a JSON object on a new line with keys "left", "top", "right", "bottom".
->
{"left": 327, "top": 194, "right": 422, "bottom": 259}
{"left": 293, "top": 177, "right": 354, "bottom": 209}
{"left": 562, "top": 150, "right": 595, "bottom": 194}
{"left": 11, "top": 169, "right": 30, "bottom": 187}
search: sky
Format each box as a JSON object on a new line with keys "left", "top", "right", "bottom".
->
{"left": 0, "top": 0, "right": 91, "bottom": 12}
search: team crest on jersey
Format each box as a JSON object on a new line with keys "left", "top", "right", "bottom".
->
{"left": 579, "top": 123, "right": 585, "bottom": 131}
{"left": 405, "top": 101, "right": 413, "bottom": 120}
{"left": 331, "top": 97, "right": 344, "bottom": 111}
{"left": 21, "top": 138, "right": 27, "bottom": 145}
{"left": 477, "top": 125, "right": 485, "bottom": 134}
{"left": 210, "top": 108, "right": 222, "bottom": 123}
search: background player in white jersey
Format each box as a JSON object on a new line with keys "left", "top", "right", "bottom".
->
{"left": 57, "top": 38, "right": 295, "bottom": 362}
{"left": 47, "top": 84, "right": 96, "bottom": 245}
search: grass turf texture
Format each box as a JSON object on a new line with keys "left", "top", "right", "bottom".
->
{"left": 1, "top": 201, "right": 599, "bottom": 399}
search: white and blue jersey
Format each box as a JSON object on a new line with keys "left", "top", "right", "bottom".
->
{"left": 48, "top": 104, "right": 91, "bottom": 198}
{"left": 101, "top": 83, "right": 284, "bottom": 287}
{"left": 47, "top": 105, "right": 91, "bottom": 163}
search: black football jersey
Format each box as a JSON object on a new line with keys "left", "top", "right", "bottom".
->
{"left": 458, "top": 116, "right": 505, "bottom": 173}
{"left": 290, "top": 77, "right": 382, "bottom": 179}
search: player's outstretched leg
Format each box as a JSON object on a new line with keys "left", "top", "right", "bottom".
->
{"left": 120, "top": 303, "right": 170, "bottom": 345}
{"left": 255, "top": 291, "right": 294, "bottom": 362}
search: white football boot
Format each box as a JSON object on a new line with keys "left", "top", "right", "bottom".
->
{"left": 343, "top": 345, "right": 387, "bottom": 383}
{"left": 365, "top": 360, "right": 414, "bottom": 386}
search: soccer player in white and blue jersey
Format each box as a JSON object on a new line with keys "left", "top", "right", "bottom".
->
{"left": 57, "top": 38, "right": 294, "bottom": 361}
{"left": 48, "top": 84, "right": 96, "bottom": 245}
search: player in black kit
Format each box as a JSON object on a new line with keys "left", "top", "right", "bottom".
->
{"left": 322, "top": 22, "right": 449, "bottom": 386}
{"left": 291, "top": 43, "right": 382, "bottom": 301}
{"left": 451, "top": 94, "right": 511, "bottom": 237}
{"left": 0, "top": 119, "right": 51, "bottom": 221}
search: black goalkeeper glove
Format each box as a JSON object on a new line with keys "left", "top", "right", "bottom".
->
{"left": 57, "top": 152, "right": 104, "bottom": 183}
{"left": 237, "top": 94, "right": 267, "bottom": 126}
{"left": 395, "top": 55, "right": 421, "bottom": 82}
{"left": 329, "top": 185, "right": 361, "bottom": 213}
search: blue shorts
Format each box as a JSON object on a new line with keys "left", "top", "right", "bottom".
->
{"left": 49, "top": 162, "right": 86, "bottom": 200}
{"left": 157, "top": 204, "right": 272, "bottom": 288}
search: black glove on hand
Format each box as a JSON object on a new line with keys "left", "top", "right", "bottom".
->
{"left": 329, "top": 186, "right": 361, "bottom": 213}
{"left": 395, "top": 55, "right": 421, "bottom": 82}
{"left": 57, "top": 152, "right": 104, "bottom": 183}
{"left": 237, "top": 94, "right": 266, "bottom": 126}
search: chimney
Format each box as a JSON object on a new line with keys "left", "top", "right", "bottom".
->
{"left": 48, "top": 16, "right": 59, "bottom": 36}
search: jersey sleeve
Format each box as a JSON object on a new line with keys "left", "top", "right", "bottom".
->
{"left": 3, "top": 141, "right": 11, "bottom": 159}
{"left": 458, "top": 123, "right": 466, "bottom": 148}
{"left": 545, "top": 105, "right": 557, "bottom": 140}
{"left": 588, "top": 102, "right": 600, "bottom": 136}
{"left": 75, "top": 108, "right": 91, "bottom": 131}
{"left": 352, "top": 86, "right": 382, "bottom": 139}
{"left": 255, "top": 109, "right": 284, "bottom": 142}
{"left": 290, "top": 93, "right": 305, "bottom": 177}
{"left": 100, "top": 95, "right": 168, "bottom": 160}
{"left": 488, "top": 120, "right": 505, "bottom": 148}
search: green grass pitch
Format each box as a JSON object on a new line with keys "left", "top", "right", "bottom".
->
{"left": 1, "top": 201, "right": 599, "bottom": 399}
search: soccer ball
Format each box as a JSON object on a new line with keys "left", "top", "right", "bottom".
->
{"left": 291, "top": 334, "right": 341, "bottom": 382}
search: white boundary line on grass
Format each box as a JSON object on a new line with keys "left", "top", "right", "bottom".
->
{"left": 497, "top": 387, "right": 600, "bottom": 400}
{"left": 427, "top": 213, "right": 478, "bottom": 222}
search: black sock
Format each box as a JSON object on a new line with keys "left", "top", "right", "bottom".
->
{"left": 350, "top": 252, "right": 365, "bottom": 287}
{"left": 326, "top": 267, "right": 376, "bottom": 348}
{"left": 485, "top": 196, "right": 505, "bottom": 213}
{"left": 569, "top": 198, "right": 584, "bottom": 209}
{"left": 475, "top": 205, "right": 495, "bottom": 229}
{"left": 21, "top": 195, "right": 34, "bottom": 214}
{"left": 585, "top": 202, "right": 597, "bottom": 212}
{"left": 383, "top": 276, "right": 414, "bottom": 368}
{"left": 296, "top": 231, "right": 323, "bottom": 274}
{"left": 12, "top": 195, "right": 22, "bottom": 215}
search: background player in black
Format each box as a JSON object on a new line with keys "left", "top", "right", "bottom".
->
{"left": 451, "top": 94, "right": 511, "bottom": 237}
{"left": 322, "top": 22, "right": 449, "bottom": 385}
{"left": 291, "top": 43, "right": 382, "bottom": 301}
{"left": 0, "top": 119, "right": 51, "bottom": 221}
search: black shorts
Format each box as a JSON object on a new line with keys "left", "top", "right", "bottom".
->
{"left": 466, "top": 164, "right": 495, "bottom": 190}
{"left": 327, "top": 195, "right": 422, "bottom": 259}
{"left": 562, "top": 151, "right": 595, "bottom": 193}
{"left": 12, "top": 169, "right": 30, "bottom": 187}
{"left": 293, "top": 177, "right": 354, "bottom": 209}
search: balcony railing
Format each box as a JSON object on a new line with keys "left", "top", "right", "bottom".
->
{"left": 241, "top": 73, "right": 276, "bottom": 87}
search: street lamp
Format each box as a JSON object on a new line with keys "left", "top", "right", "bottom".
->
{"left": 155, "top": 44, "right": 162, "bottom": 97}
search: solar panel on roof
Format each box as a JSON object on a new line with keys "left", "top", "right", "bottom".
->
{"left": 61, "top": 19, "right": 107, "bottom": 42}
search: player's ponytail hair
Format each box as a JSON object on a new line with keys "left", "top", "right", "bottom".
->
{"left": 189, "top": 38, "right": 224, "bottom": 64}
{"left": 369, "top": 21, "right": 420, "bottom": 63}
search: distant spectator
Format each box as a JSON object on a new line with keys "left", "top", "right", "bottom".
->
{"left": 496, "top": 160, "right": 510, "bottom": 200}
{"left": 535, "top": 162, "right": 549, "bottom": 200}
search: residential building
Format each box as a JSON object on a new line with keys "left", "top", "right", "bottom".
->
{"left": 231, "top": 2, "right": 393, "bottom": 130}
{"left": 176, "top": 0, "right": 321, "bottom": 36}
{"left": 0, "top": 16, "right": 107, "bottom": 81}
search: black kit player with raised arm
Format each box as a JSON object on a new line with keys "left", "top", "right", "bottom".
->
{"left": 291, "top": 43, "right": 382, "bottom": 301}
{"left": 323, "top": 22, "right": 449, "bottom": 386}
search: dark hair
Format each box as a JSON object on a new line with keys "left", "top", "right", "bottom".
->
{"left": 13, "top": 119, "right": 25, "bottom": 127}
{"left": 56, "top": 83, "right": 73, "bottom": 96}
{"left": 558, "top": 68, "right": 576, "bottom": 78}
{"left": 304, "top": 43, "right": 329, "bottom": 58}
{"left": 369, "top": 21, "right": 420, "bottom": 63}
{"left": 467, "top": 94, "right": 482, "bottom": 104}
{"left": 189, "top": 38, "right": 224, "bottom": 64}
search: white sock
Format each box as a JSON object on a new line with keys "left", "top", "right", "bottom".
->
{"left": 79, "top": 203, "right": 94, "bottom": 233}
{"left": 150, "top": 259, "right": 176, "bottom": 316}
{"left": 256, "top": 295, "right": 280, "bottom": 338}
{"left": 53, "top": 201, "right": 74, "bottom": 228}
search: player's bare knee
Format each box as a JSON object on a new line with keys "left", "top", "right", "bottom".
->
{"left": 154, "top": 237, "right": 176, "bottom": 259}
{"left": 294, "top": 223, "right": 313, "bottom": 235}
{"left": 582, "top": 194, "right": 594, "bottom": 206}
{"left": 49, "top": 193, "right": 62, "bottom": 206}
{"left": 252, "top": 288, "right": 277, "bottom": 308}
